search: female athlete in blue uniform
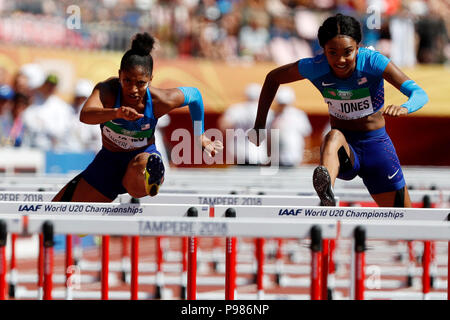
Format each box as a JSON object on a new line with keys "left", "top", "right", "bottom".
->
{"left": 250, "top": 14, "right": 428, "bottom": 207}
{"left": 53, "top": 33, "right": 222, "bottom": 202}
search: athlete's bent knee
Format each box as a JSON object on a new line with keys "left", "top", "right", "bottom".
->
{"left": 324, "top": 129, "right": 345, "bottom": 143}
{"left": 57, "top": 173, "right": 82, "bottom": 202}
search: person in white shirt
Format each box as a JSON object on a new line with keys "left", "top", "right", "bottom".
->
{"left": 22, "top": 73, "right": 73, "bottom": 150}
{"left": 62, "top": 79, "right": 102, "bottom": 152}
{"left": 218, "top": 83, "right": 273, "bottom": 165}
{"left": 269, "top": 86, "right": 312, "bottom": 167}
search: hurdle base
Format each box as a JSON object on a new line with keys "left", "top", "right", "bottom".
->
{"left": 327, "top": 288, "right": 333, "bottom": 300}
{"left": 180, "top": 285, "right": 186, "bottom": 300}
{"left": 8, "top": 284, "right": 16, "bottom": 299}
{"left": 406, "top": 275, "right": 413, "bottom": 287}
{"left": 155, "top": 285, "right": 163, "bottom": 299}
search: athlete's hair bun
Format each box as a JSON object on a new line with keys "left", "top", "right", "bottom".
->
{"left": 131, "top": 32, "right": 155, "bottom": 56}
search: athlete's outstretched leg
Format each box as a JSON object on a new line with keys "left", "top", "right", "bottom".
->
{"left": 122, "top": 152, "right": 165, "bottom": 198}
{"left": 371, "top": 185, "right": 412, "bottom": 207}
{"left": 313, "top": 129, "right": 355, "bottom": 206}
{"left": 52, "top": 175, "right": 113, "bottom": 202}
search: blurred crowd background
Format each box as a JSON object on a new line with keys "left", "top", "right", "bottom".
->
{"left": 0, "top": 0, "right": 449, "bottom": 169}
{"left": 0, "top": 0, "right": 448, "bottom": 64}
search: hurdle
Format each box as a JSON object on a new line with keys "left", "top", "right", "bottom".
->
{"left": 2, "top": 189, "right": 447, "bottom": 295}
{"left": 121, "top": 193, "right": 328, "bottom": 298}
{"left": 339, "top": 219, "right": 450, "bottom": 300}
{"left": 0, "top": 213, "right": 447, "bottom": 300}
{"left": 1, "top": 195, "right": 335, "bottom": 300}
{"left": 3, "top": 164, "right": 450, "bottom": 191}
{"left": 0, "top": 214, "right": 338, "bottom": 300}
{"left": 0, "top": 192, "right": 331, "bottom": 298}
{"left": 120, "top": 193, "right": 329, "bottom": 298}
{"left": 0, "top": 201, "right": 209, "bottom": 299}
{"left": 213, "top": 205, "right": 450, "bottom": 300}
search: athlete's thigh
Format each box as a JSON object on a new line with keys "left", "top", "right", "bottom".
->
{"left": 359, "top": 134, "right": 405, "bottom": 195}
{"left": 52, "top": 177, "right": 114, "bottom": 202}
{"left": 371, "top": 185, "right": 412, "bottom": 207}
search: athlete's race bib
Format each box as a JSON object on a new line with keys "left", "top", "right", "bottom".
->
{"left": 102, "top": 126, "right": 148, "bottom": 149}
{"left": 323, "top": 87, "right": 374, "bottom": 120}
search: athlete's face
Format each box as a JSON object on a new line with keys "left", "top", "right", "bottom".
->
{"left": 119, "top": 66, "right": 152, "bottom": 105}
{"left": 324, "top": 35, "right": 358, "bottom": 79}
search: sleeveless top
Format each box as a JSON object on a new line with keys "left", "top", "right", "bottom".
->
{"left": 297, "top": 47, "right": 390, "bottom": 120}
{"left": 101, "top": 86, "right": 158, "bottom": 150}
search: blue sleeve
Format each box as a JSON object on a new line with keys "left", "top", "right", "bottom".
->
{"left": 298, "top": 54, "right": 329, "bottom": 80}
{"left": 365, "top": 48, "right": 390, "bottom": 76}
{"left": 177, "top": 87, "right": 205, "bottom": 136}
{"left": 399, "top": 80, "right": 428, "bottom": 114}
{"left": 297, "top": 58, "right": 314, "bottom": 79}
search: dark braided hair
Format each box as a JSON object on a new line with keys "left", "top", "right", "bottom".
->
{"left": 120, "top": 32, "right": 155, "bottom": 75}
{"left": 318, "top": 14, "right": 362, "bottom": 48}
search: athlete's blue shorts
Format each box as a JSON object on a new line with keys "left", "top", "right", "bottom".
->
{"left": 81, "top": 144, "right": 161, "bottom": 200}
{"left": 337, "top": 127, "right": 405, "bottom": 195}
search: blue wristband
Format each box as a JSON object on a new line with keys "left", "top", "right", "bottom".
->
{"left": 399, "top": 80, "right": 428, "bottom": 114}
{"left": 178, "top": 87, "right": 205, "bottom": 136}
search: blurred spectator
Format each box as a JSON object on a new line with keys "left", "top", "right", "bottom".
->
{"left": 1, "top": 92, "right": 31, "bottom": 147}
{"left": 238, "top": 9, "right": 271, "bottom": 61}
{"left": 0, "top": 0, "right": 447, "bottom": 64}
{"left": 0, "top": 84, "right": 14, "bottom": 145}
{"left": 216, "top": 11, "right": 241, "bottom": 61}
{"left": 218, "top": 83, "right": 273, "bottom": 165}
{"left": 269, "top": 12, "right": 313, "bottom": 65}
{"left": 415, "top": 0, "right": 449, "bottom": 64}
{"left": 294, "top": 6, "right": 323, "bottom": 56}
{"left": 389, "top": 5, "right": 416, "bottom": 67}
{"left": 269, "top": 86, "right": 312, "bottom": 167}
{"left": 13, "top": 63, "right": 46, "bottom": 95}
{"left": 21, "top": 73, "right": 72, "bottom": 150}
{"left": 62, "top": 79, "right": 102, "bottom": 152}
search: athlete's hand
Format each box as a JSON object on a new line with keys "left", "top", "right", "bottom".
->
{"left": 247, "top": 127, "right": 266, "bottom": 146}
{"left": 116, "top": 106, "right": 144, "bottom": 121}
{"left": 383, "top": 105, "right": 408, "bottom": 117}
{"left": 200, "top": 134, "right": 224, "bottom": 157}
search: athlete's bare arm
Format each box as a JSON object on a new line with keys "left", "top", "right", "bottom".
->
{"left": 250, "top": 61, "right": 305, "bottom": 146}
{"left": 151, "top": 86, "right": 223, "bottom": 157}
{"left": 80, "top": 78, "right": 143, "bottom": 124}
{"left": 150, "top": 86, "right": 186, "bottom": 119}
{"left": 382, "top": 62, "right": 411, "bottom": 117}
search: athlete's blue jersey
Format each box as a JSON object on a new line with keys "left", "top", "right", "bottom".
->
{"left": 298, "top": 47, "right": 390, "bottom": 120}
{"left": 100, "top": 86, "right": 158, "bottom": 149}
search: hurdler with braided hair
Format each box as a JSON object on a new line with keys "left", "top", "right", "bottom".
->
{"left": 53, "top": 32, "right": 223, "bottom": 202}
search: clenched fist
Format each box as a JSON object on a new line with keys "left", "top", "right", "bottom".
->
{"left": 116, "top": 106, "right": 144, "bottom": 121}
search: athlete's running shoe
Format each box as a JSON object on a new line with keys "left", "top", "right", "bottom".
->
{"left": 313, "top": 165, "right": 336, "bottom": 206}
{"left": 145, "top": 153, "right": 165, "bottom": 197}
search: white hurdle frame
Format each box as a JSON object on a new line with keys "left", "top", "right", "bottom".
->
{"left": 3, "top": 165, "right": 450, "bottom": 191}
{"left": 213, "top": 205, "right": 450, "bottom": 300}
{"left": 0, "top": 193, "right": 327, "bottom": 299}
{"left": 0, "top": 214, "right": 337, "bottom": 300}
{"left": 0, "top": 213, "right": 448, "bottom": 300}
{"left": 0, "top": 195, "right": 325, "bottom": 300}
{"left": 0, "top": 201, "right": 209, "bottom": 299}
